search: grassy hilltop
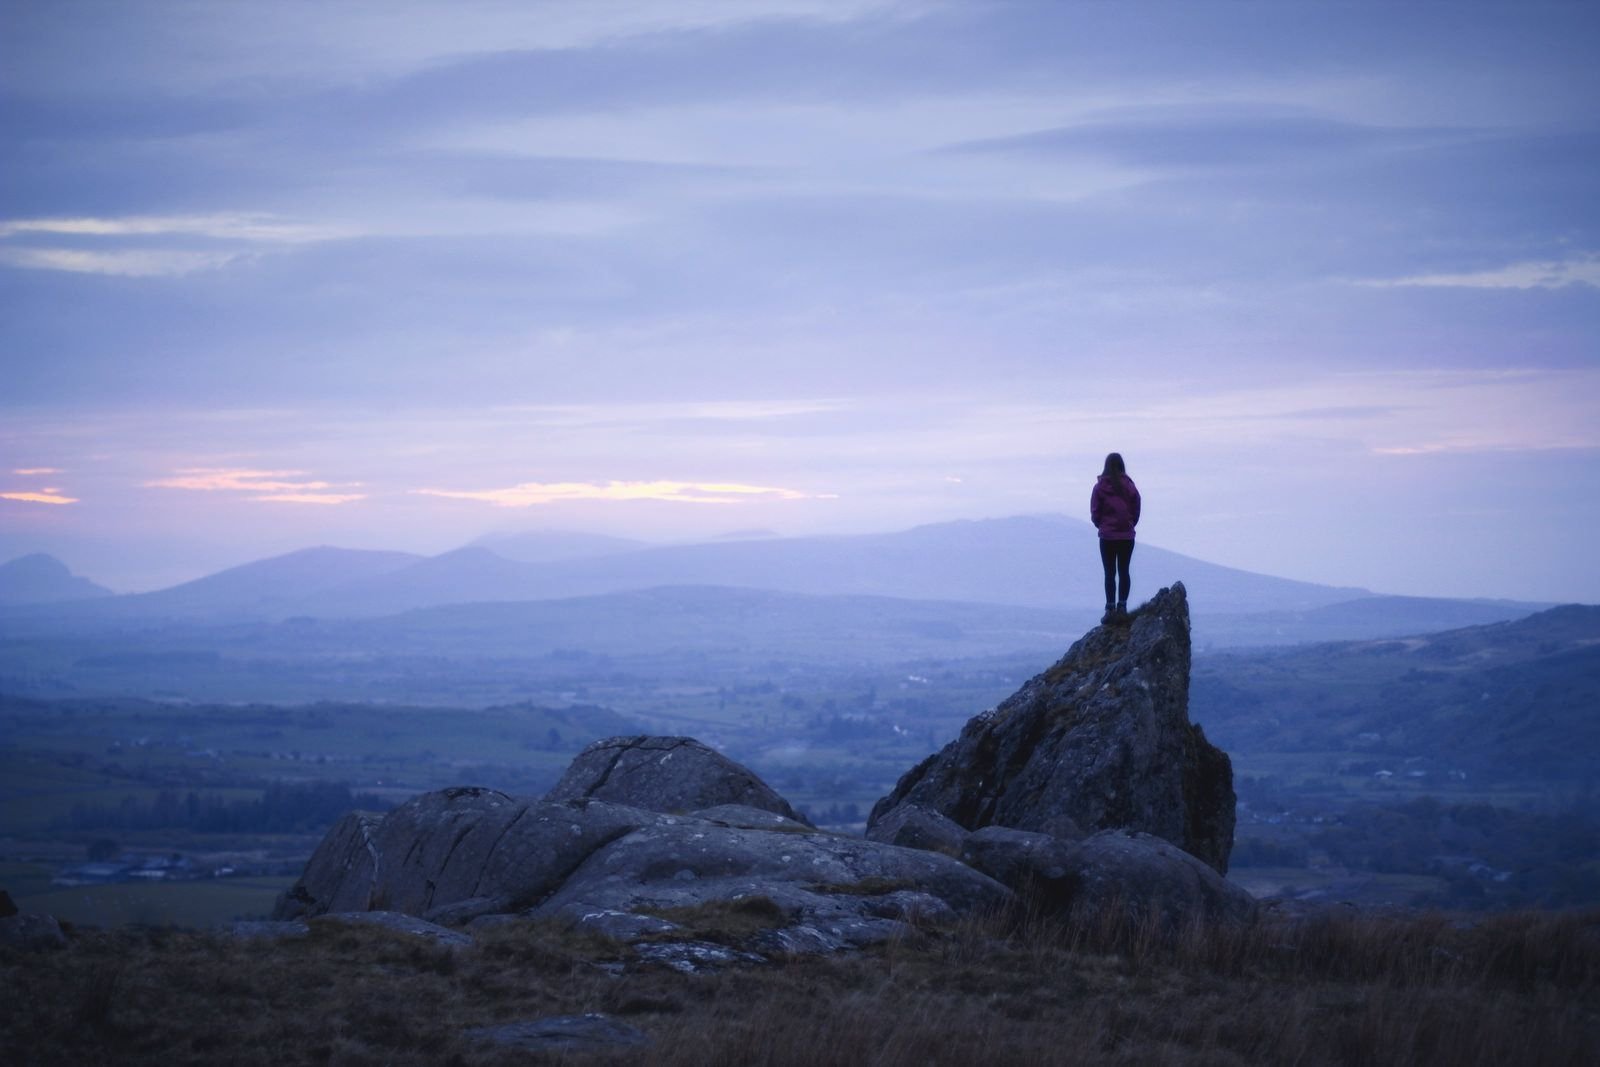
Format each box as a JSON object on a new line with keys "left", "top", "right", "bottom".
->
{"left": 4, "top": 902, "right": 1597, "bottom": 1065}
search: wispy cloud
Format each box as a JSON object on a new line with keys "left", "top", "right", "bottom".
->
{"left": 0, "top": 215, "right": 353, "bottom": 243}
{"left": 414, "top": 479, "right": 836, "bottom": 507}
{"left": 0, "top": 247, "right": 247, "bottom": 277}
{"left": 147, "top": 468, "right": 366, "bottom": 504}
{"left": 0, "top": 214, "right": 356, "bottom": 278}
{"left": 148, "top": 469, "right": 332, "bottom": 492}
{"left": 252, "top": 492, "right": 368, "bottom": 505}
{"left": 1363, "top": 256, "right": 1600, "bottom": 291}
{"left": 0, "top": 490, "right": 78, "bottom": 505}
{"left": 3, "top": 465, "right": 78, "bottom": 503}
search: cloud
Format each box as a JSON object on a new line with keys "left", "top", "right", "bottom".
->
{"left": 1363, "top": 256, "right": 1600, "bottom": 291}
{"left": 251, "top": 492, "right": 368, "bottom": 505}
{"left": 0, "top": 490, "right": 78, "bottom": 505}
{"left": 0, "top": 214, "right": 358, "bottom": 277}
{"left": 148, "top": 469, "right": 332, "bottom": 492}
{"left": 414, "top": 479, "right": 836, "bottom": 507}
{"left": 147, "top": 468, "right": 365, "bottom": 504}
{"left": 12, "top": 467, "right": 63, "bottom": 475}
{"left": 0, "top": 214, "right": 353, "bottom": 243}
{"left": 944, "top": 111, "right": 1461, "bottom": 170}
{"left": 0, "top": 247, "right": 247, "bottom": 277}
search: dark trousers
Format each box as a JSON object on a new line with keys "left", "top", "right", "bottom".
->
{"left": 1100, "top": 538, "right": 1134, "bottom": 604}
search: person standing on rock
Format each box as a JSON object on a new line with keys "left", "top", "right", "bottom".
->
{"left": 1091, "top": 452, "right": 1140, "bottom": 623}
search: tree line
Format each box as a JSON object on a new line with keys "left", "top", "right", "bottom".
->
{"left": 58, "top": 781, "right": 392, "bottom": 834}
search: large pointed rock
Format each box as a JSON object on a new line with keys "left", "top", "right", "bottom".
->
{"left": 868, "top": 583, "right": 1236, "bottom": 873}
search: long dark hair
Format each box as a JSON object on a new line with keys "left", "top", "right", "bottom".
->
{"left": 1100, "top": 452, "right": 1127, "bottom": 480}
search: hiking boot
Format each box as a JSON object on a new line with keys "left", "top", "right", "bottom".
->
{"left": 1116, "top": 600, "right": 1127, "bottom": 617}
{"left": 1101, "top": 603, "right": 1116, "bottom": 624}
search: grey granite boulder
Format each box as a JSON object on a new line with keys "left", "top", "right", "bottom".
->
{"left": 278, "top": 771, "right": 1011, "bottom": 947}
{"left": 274, "top": 809, "right": 384, "bottom": 918}
{"left": 868, "top": 583, "right": 1237, "bottom": 873}
{"left": 864, "top": 802, "right": 971, "bottom": 856}
{"left": 531, "top": 818, "right": 1011, "bottom": 951}
{"left": 959, "top": 826, "right": 1080, "bottom": 907}
{"left": 1064, "top": 830, "right": 1258, "bottom": 929}
{"left": 275, "top": 788, "right": 668, "bottom": 920}
{"left": 545, "top": 736, "right": 810, "bottom": 824}
{"left": 690, "top": 804, "right": 815, "bottom": 832}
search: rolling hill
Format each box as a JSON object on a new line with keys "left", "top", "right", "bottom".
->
{"left": 0, "top": 554, "right": 112, "bottom": 605}
{"left": 40, "top": 515, "right": 1376, "bottom": 621}
{"left": 1191, "top": 603, "right": 1600, "bottom": 781}
{"left": 1, "top": 517, "right": 1555, "bottom": 653}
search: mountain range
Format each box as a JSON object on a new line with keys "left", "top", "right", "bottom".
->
{"left": 1, "top": 516, "right": 1554, "bottom": 650}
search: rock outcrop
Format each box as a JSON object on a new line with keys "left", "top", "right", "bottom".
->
{"left": 545, "top": 735, "right": 809, "bottom": 824}
{"left": 280, "top": 584, "right": 1252, "bottom": 946}
{"left": 868, "top": 583, "right": 1236, "bottom": 874}
{"left": 276, "top": 788, "right": 674, "bottom": 922}
{"left": 1060, "top": 830, "right": 1257, "bottom": 929}
{"left": 534, "top": 810, "right": 1009, "bottom": 948}
{"left": 275, "top": 765, "right": 1010, "bottom": 945}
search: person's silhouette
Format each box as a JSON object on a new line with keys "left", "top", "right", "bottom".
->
{"left": 1090, "top": 452, "right": 1140, "bottom": 623}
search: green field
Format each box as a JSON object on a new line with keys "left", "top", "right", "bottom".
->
{"left": 13, "top": 876, "right": 295, "bottom": 928}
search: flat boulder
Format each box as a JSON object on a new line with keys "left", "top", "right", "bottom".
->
{"left": 278, "top": 757, "right": 1010, "bottom": 950}
{"left": 1065, "top": 830, "right": 1258, "bottom": 930}
{"left": 275, "top": 788, "right": 668, "bottom": 920}
{"left": 864, "top": 802, "right": 971, "bottom": 856}
{"left": 869, "top": 584, "right": 1236, "bottom": 873}
{"left": 533, "top": 819, "right": 1012, "bottom": 940}
{"left": 545, "top": 736, "right": 810, "bottom": 824}
{"left": 959, "top": 826, "right": 1079, "bottom": 907}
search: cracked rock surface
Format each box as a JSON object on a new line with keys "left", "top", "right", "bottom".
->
{"left": 275, "top": 778, "right": 1009, "bottom": 933}
{"left": 544, "top": 735, "right": 809, "bottom": 825}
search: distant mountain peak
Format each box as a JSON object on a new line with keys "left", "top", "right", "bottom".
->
{"left": 710, "top": 528, "right": 781, "bottom": 541}
{"left": 470, "top": 529, "right": 647, "bottom": 565}
{"left": 0, "top": 553, "right": 113, "bottom": 604}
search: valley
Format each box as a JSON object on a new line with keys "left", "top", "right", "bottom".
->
{"left": 2, "top": 519, "right": 1594, "bottom": 926}
{"left": 5, "top": 598, "right": 1599, "bottom": 925}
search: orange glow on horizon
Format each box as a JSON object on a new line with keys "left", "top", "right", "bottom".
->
{"left": 252, "top": 493, "right": 367, "bottom": 505}
{"left": 147, "top": 468, "right": 333, "bottom": 492}
{"left": 414, "top": 479, "right": 836, "bottom": 507}
{"left": 1, "top": 490, "right": 78, "bottom": 505}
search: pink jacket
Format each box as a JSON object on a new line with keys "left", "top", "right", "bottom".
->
{"left": 1090, "top": 474, "right": 1140, "bottom": 540}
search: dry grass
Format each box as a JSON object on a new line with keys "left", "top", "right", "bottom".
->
{"left": 2, "top": 905, "right": 1597, "bottom": 1066}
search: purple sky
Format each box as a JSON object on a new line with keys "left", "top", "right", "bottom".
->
{"left": 3, "top": 1, "right": 1598, "bottom": 601}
